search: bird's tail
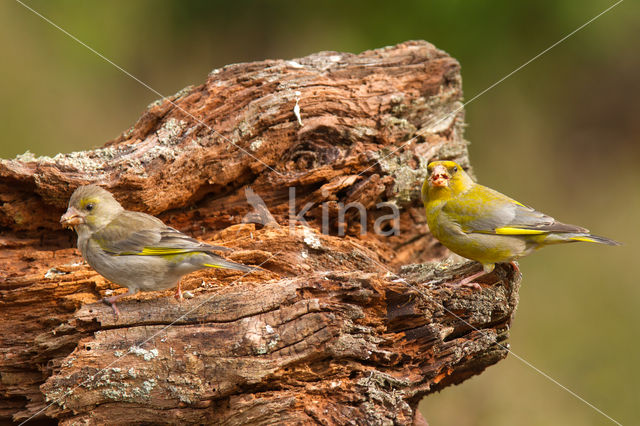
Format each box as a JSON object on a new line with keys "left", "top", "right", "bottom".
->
{"left": 566, "top": 233, "right": 621, "bottom": 246}
{"left": 203, "top": 256, "right": 261, "bottom": 273}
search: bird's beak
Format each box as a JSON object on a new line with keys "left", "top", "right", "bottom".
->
{"left": 60, "top": 207, "right": 84, "bottom": 228}
{"left": 429, "top": 165, "right": 450, "bottom": 188}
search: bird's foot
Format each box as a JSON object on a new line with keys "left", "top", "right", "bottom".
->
{"left": 174, "top": 283, "right": 183, "bottom": 301}
{"left": 102, "top": 296, "right": 121, "bottom": 319}
{"left": 445, "top": 269, "right": 487, "bottom": 291}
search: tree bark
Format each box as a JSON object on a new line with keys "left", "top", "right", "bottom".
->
{"left": 0, "top": 41, "right": 520, "bottom": 425}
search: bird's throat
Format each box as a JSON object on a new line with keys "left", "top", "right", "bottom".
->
{"left": 428, "top": 185, "right": 452, "bottom": 202}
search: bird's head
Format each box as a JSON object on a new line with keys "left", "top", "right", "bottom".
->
{"left": 422, "top": 160, "right": 473, "bottom": 202}
{"left": 60, "top": 185, "right": 124, "bottom": 234}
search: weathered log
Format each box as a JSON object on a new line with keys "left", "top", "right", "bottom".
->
{"left": 0, "top": 41, "right": 520, "bottom": 425}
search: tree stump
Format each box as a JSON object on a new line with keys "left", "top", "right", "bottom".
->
{"left": 0, "top": 41, "right": 520, "bottom": 425}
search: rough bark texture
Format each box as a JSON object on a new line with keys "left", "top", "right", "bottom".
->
{"left": 0, "top": 41, "right": 520, "bottom": 425}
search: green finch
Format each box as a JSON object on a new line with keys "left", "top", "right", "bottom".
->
{"left": 422, "top": 160, "right": 619, "bottom": 285}
{"left": 60, "top": 185, "right": 259, "bottom": 316}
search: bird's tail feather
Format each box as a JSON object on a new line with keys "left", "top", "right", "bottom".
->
{"left": 203, "top": 258, "right": 261, "bottom": 273}
{"left": 568, "top": 233, "right": 620, "bottom": 246}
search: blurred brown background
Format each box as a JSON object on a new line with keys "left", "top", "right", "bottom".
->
{"left": 1, "top": 1, "right": 638, "bottom": 424}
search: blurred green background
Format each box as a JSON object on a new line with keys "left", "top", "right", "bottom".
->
{"left": 2, "top": 1, "right": 638, "bottom": 424}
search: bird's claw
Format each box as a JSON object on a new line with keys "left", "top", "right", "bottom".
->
{"left": 102, "top": 297, "right": 121, "bottom": 319}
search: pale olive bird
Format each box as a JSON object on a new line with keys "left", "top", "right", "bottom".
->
{"left": 61, "top": 185, "right": 258, "bottom": 316}
{"left": 422, "top": 160, "right": 619, "bottom": 285}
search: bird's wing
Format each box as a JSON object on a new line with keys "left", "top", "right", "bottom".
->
{"left": 91, "top": 211, "right": 232, "bottom": 255}
{"left": 444, "top": 184, "right": 589, "bottom": 235}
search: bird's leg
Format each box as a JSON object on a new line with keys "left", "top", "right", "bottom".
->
{"left": 103, "top": 288, "right": 136, "bottom": 319}
{"left": 457, "top": 270, "right": 486, "bottom": 289}
{"left": 174, "top": 281, "right": 183, "bottom": 301}
{"left": 448, "top": 262, "right": 517, "bottom": 290}
{"left": 445, "top": 270, "right": 485, "bottom": 290}
{"left": 444, "top": 263, "right": 494, "bottom": 290}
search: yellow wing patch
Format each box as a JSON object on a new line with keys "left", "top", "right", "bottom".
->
{"left": 494, "top": 227, "right": 546, "bottom": 235}
{"left": 203, "top": 263, "right": 223, "bottom": 268}
{"left": 569, "top": 236, "right": 598, "bottom": 243}
{"left": 136, "top": 247, "right": 192, "bottom": 255}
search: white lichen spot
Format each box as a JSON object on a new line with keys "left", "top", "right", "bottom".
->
{"left": 250, "top": 139, "right": 263, "bottom": 151}
{"left": 14, "top": 150, "right": 37, "bottom": 162}
{"left": 142, "top": 378, "right": 157, "bottom": 393}
{"left": 102, "top": 388, "right": 123, "bottom": 401}
{"left": 172, "top": 85, "right": 193, "bottom": 100}
{"left": 157, "top": 118, "right": 186, "bottom": 145}
{"left": 128, "top": 346, "right": 158, "bottom": 361}
{"left": 265, "top": 325, "right": 275, "bottom": 334}
{"left": 236, "top": 120, "right": 253, "bottom": 139}
{"left": 26, "top": 145, "right": 120, "bottom": 178}
{"left": 104, "top": 289, "right": 114, "bottom": 296}
{"left": 147, "top": 99, "right": 164, "bottom": 109}
{"left": 266, "top": 333, "right": 280, "bottom": 350}
{"left": 61, "top": 357, "right": 75, "bottom": 367}
{"left": 114, "top": 350, "right": 124, "bottom": 358}
{"left": 44, "top": 267, "right": 66, "bottom": 279}
{"left": 390, "top": 93, "right": 405, "bottom": 105}
{"left": 301, "top": 249, "right": 309, "bottom": 259}
{"left": 302, "top": 227, "right": 322, "bottom": 249}
{"left": 128, "top": 368, "right": 137, "bottom": 378}
{"left": 178, "top": 394, "right": 193, "bottom": 404}
{"left": 183, "top": 290, "right": 194, "bottom": 299}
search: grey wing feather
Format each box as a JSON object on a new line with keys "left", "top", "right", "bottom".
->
{"left": 444, "top": 184, "right": 588, "bottom": 235}
{"left": 156, "top": 227, "right": 232, "bottom": 252}
{"left": 506, "top": 204, "right": 588, "bottom": 233}
{"left": 93, "top": 211, "right": 232, "bottom": 254}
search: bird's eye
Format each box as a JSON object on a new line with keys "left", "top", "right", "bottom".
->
{"left": 452, "top": 166, "right": 458, "bottom": 173}
{"left": 85, "top": 203, "right": 95, "bottom": 211}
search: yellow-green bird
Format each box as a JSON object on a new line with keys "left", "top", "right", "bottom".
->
{"left": 60, "top": 185, "right": 259, "bottom": 317}
{"left": 422, "top": 160, "right": 619, "bottom": 285}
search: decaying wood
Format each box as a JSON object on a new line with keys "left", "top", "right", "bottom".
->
{"left": 0, "top": 41, "right": 520, "bottom": 425}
